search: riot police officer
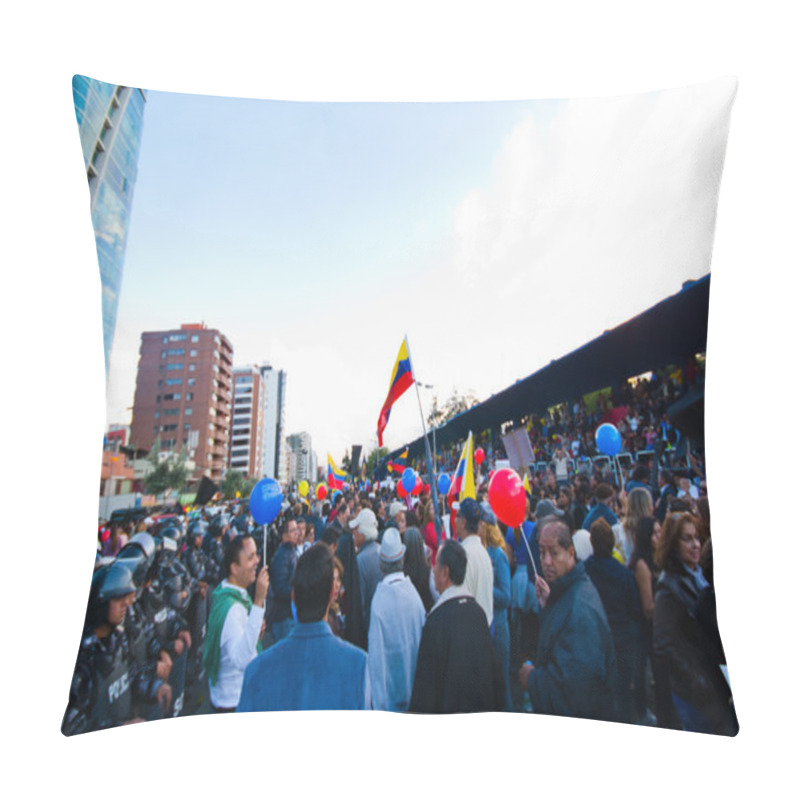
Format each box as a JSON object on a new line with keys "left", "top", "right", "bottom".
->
{"left": 62, "top": 562, "right": 171, "bottom": 735}
{"left": 137, "top": 532, "right": 192, "bottom": 718}
{"left": 117, "top": 533, "right": 174, "bottom": 719}
{"left": 202, "top": 513, "right": 229, "bottom": 590}
{"left": 181, "top": 519, "right": 212, "bottom": 711}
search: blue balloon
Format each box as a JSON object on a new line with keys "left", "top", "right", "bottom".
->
{"left": 595, "top": 423, "right": 622, "bottom": 457}
{"left": 249, "top": 478, "right": 283, "bottom": 526}
{"left": 402, "top": 467, "right": 416, "bottom": 493}
{"left": 437, "top": 473, "right": 451, "bottom": 495}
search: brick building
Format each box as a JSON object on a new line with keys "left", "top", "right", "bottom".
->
{"left": 130, "top": 323, "right": 233, "bottom": 485}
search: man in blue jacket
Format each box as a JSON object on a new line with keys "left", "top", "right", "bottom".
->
{"left": 580, "top": 483, "right": 619, "bottom": 532}
{"left": 237, "top": 543, "right": 370, "bottom": 712}
{"left": 518, "top": 519, "right": 617, "bottom": 722}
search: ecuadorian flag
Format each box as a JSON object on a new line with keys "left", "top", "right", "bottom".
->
{"left": 387, "top": 447, "right": 409, "bottom": 474}
{"left": 447, "top": 432, "right": 476, "bottom": 506}
{"left": 327, "top": 454, "right": 347, "bottom": 490}
{"left": 377, "top": 337, "right": 415, "bottom": 447}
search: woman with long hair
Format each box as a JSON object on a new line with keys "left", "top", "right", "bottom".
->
{"left": 653, "top": 512, "right": 737, "bottom": 735}
{"left": 327, "top": 556, "right": 345, "bottom": 638}
{"left": 403, "top": 527, "right": 435, "bottom": 613}
{"left": 620, "top": 487, "right": 653, "bottom": 565}
{"left": 628, "top": 516, "right": 673, "bottom": 727}
{"left": 101, "top": 525, "right": 129, "bottom": 558}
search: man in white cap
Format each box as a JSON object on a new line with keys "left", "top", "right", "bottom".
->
{"left": 386, "top": 501, "right": 407, "bottom": 538}
{"left": 350, "top": 508, "right": 382, "bottom": 634}
{"left": 367, "top": 528, "right": 426, "bottom": 711}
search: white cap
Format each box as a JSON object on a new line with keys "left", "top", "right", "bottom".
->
{"left": 348, "top": 508, "right": 379, "bottom": 541}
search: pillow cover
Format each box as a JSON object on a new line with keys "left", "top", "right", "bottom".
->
{"left": 64, "top": 75, "right": 737, "bottom": 735}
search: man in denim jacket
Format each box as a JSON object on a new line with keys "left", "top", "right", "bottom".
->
{"left": 237, "top": 544, "right": 370, "bottom": 712}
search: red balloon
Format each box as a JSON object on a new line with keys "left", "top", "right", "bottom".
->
{"left": 475, "top": 447, "right": 485, "bottom": 465}
{"left": 316, "top": 484, "right": 328, "bottom": 500}
{"left": 488, "top": 468, "right": 526, "bottom": 528}
{"left": 397, "top": 482, "right": 409, "bottom": 499}
{"left": 411, "top": 475, "right": 423, "bottom": 496}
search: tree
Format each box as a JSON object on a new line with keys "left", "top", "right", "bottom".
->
{"left": 366, "top": 447, "right": 389, "bottom": 474}
{"left": 428, "top": 389, "right": 479, "bottom": 428}
{"left": 143, "top": 442, "right": 189, "bottom": 498}
{"left": 221, "top": 468, "right": 247, "bottom": 501}
{"left": 341, "top": 449, "right": 351, "bottom": 475}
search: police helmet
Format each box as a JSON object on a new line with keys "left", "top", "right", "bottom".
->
{"left": 86, "top": 562, "right": 136, "bottom": 629}
{"left": 159, "top": 523, "right": 184, "bottom": 546}
{"left": 117, "top": 532, "right": 157, "bottom": 584}
{"left": 209, "top": 513, "right": 230, "bottom": 537}
{"left": 187, "top": 518, "right": 207, "bottom": 539}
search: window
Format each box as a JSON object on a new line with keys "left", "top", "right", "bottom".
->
{"left": 185, "top": 408, "right": 193, "bottom": 416}
{"left": 184, "top": 424, "right": 191, "bottom": 431}
{"left": 161, "top": 424, "right": 178, "bottom": 432}
{"left": 190, "top": 349, "right": 198, "bottom": 357}
{"left": 166, "top": 363, "right": 182, "bottom": 371}
{"left": 163, "top": 408, "right": 179, "bottom": 416}
{"left": 189, "top": 363, "right": 197, "bottom": 372}
{"left": 154, "top": 412, "right": 160, "bottom": 419}
{"left": 167, "top": 348, "right": 185, "bottom": 356}
{"left": 186, "top": 392, "right": 194, "bottom": 401}
{"left": 163, "top": 336, "right": 168, "bottom": 344}
{"left": 163, "top": 393, "right": 181, "bottom": 401}
{"left": 161, "top": 351, "right": 166, "bottom": 358}
{"left": 169, "top": 333, "right": 187, "bottom": 342}
{"left": 165, "top": 378, "right": 182, "bottom": 386}
{"left": 188, "top": 378, "right": 196, "bottom": 386}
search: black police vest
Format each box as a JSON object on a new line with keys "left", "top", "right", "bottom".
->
{"left": 125, "top": 602, "right": 150, "bottom": 668}
{"left": 89, "top": 634, "right": 132, "bottom": 729}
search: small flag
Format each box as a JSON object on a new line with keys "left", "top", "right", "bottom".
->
{"left": 377, "top": 336, "right": 414, "bottom": 447}
{"left": 447, "top": 432, "right": 476, "bottom": 505}
{"left": 387, "top": 447, "right": 409, "bottom": 474}
{"left": 327, "top": 454, "right": 347, "bottom": 490}
{"left": 523, "top": 472, "right": 531, "bottom": 493}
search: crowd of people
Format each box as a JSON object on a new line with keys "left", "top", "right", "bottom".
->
{"left": 66, "top": 410, "right": 737, "bottom": 735}
{"left": 433, "top": 359, "right": 703, "bottom": 476}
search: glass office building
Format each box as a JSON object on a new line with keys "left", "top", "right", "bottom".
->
{"left": 72, "top": 76, "right": 146, "bottom": 377}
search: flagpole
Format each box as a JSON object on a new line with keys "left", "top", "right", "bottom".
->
{"left": 404, "top": 335, "right": 444, "bottom": 541}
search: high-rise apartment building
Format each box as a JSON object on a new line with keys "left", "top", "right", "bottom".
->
{"left": 286, "top": 432, "right": 314, "bottom": 485}
{"left": 229, "top": 366, "right": 264, "bottom": 479}
{"left": 72, "top": 76, "right": 147, "bottom": 376}
{"left": 259, "top": 363, "right": 286, "bottom": 480}
{"left": 130, "top": 323, "right": 233, "bottom": 485}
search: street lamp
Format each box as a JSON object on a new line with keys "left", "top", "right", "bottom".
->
{"left": 415, "top": 381, "right": 437, "bottom": 474}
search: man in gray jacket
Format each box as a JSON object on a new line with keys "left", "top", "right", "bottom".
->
{"left": 351, "top": 508, "right": 382, "bottom": 634}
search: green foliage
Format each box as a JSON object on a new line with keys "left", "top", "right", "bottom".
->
{"left": 366, "top": 447, "right": 389, "bottom": 474}
{"left": 221, "top": 470, "right": 261, "bottom": 502}
{"left": 144, "top": 440, "right": 189, "bottom": 497}
{"left": 427, "top": 389, "right": 479, "bottom": 428}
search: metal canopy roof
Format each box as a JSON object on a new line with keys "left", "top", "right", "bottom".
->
{"left": 391, "top": 274, "right": 710, "bottom": 460}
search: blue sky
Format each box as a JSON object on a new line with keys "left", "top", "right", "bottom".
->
{"left": 107, "top": 79, "right": 734, "bottom": 464}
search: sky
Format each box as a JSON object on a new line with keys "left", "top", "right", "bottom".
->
{"left": 106, "top": 78, "right": 735, "bottom": 465}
